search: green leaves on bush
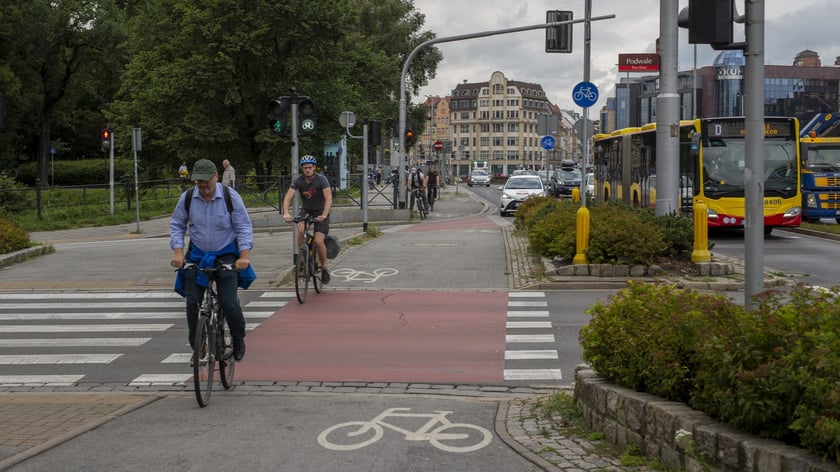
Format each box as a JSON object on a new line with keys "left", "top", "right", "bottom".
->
{"left": 0, "top": 216, "right": 30, "bottom": 254}
{"left": 580, "top": 282, "right": 840, "bottom": 461}
{"left": 522, "top": 199, "right": 688, "bottom": 265}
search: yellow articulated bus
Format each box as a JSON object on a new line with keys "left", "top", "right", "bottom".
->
{"left": 593, "top": 117, "right": 802, "bottom": 234}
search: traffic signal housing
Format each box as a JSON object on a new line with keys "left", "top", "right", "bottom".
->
{"left": 405, "top": 128, "right": 415, "bottom": 149}
{"left": 101, "top": 128, "right": 112, "bottom": 153}
{"left": 268, "top": 97, "right": 290, "bottom": 136}
{"left": 679, "top": 0, "right": 734, "bottom": 48}
{"left": 298, "top": 97, "right": 317, "bottom": 136}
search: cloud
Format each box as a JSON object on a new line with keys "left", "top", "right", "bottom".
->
{"left": 414, "top": 0, "right": 840, "bottom": 112}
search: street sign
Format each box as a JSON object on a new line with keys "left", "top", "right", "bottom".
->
{"left": 572, "top": 81, "right": 599, "bottom": 108}
{"left": 574, "top": 119, "right": 595, "bottom": 140}
{"left": 540, "top": 135, "right": 556, "bottom": 150}
{"left": 434, "top": 140, "right": 443, "bottom": 151}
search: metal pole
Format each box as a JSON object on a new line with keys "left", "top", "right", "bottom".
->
{"left": 693, "top": 44, "right": 698, "bottom": 119}
{"left": 133, "top": 132, "right": 140, "bottom": 233}
{"left": 744, "top": 0, "right": 765, "bottom": 309}
{"left": 580, "top": 0, "right": 592, "bottom": 208}
{"left": 109, "top": 132, "right": 114, "bottom": 216}
{"left": 654, "top": 0, "right": 680, "bottom": 216}
{"left": 362, "top": 121, "right": 369, "bottom": 232}
{"left": 290, "top": 88, "right": 300, "bottom": 258}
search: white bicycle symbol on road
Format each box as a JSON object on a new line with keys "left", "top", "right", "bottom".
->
{"left": 317, "top": 407, "right": 493, "bottom": 453}
{"left": 331, "top": 267, "right": 398, "bottom": 283}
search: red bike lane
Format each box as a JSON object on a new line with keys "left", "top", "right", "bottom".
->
{"left": 235, "top": 290, "right": 509, "bottom": 384}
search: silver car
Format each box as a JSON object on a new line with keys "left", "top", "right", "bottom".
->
{"left": 468, "top": 169, "right": 491, "bottom": 187}
{"left": 499, "top": 175, "right": 546, "bottom": 216}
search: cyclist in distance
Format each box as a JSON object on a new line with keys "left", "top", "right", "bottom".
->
{"left": 282, "top": 155, "right": 334, "bottom": 283}
{"left": 170, "top": 158, "right": 256, "bottom": 362}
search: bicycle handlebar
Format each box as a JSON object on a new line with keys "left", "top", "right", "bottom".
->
{"left": 291, "top": 215, "right": 319, "bottom": 224}
{"left": 181, "top": 262, "right": 235, "bottom": 272}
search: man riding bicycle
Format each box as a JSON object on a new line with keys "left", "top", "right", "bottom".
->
{"left": 425, "top": 164, "right": 440, "bottom": 212}
{"left": 282, "top": 155, "right": 333, "bottom": 283}
{"left": 170, "top": 158, "right": 256, "bottom": 362}
{"left": 407, "top": 167, "right": 426, "bottom": 213}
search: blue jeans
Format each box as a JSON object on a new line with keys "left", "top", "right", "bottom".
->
{"left": 183, "top": 254, "right": 246, "bottom": 348}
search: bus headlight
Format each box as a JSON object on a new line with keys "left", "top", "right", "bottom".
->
{"left": 706, "top": 208, "right": 719, "bottom": 220}
{"left": 784, "top": 206, "right": 801, "bottom": 218}
{"left": 805, "top": 194, "right": 818, "bottom": 208}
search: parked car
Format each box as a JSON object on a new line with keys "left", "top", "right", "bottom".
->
{"left": 467, "top": 169, "right": 491, "bottom": 187}
{"left": 499, "top": 175, "right": 546, "bottom": 216}
{"left": 549, "top": 166, "right": 582, "bottom": 198}
{"left": 585, "top": 172, "right": 595, "bottom": 198}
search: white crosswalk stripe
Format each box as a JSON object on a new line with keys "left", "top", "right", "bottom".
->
{"left": 0, "top": 290, "right": 293, "bottom": 386}
{"left": 504, "top": 292, "right": 563, "bottom": 382}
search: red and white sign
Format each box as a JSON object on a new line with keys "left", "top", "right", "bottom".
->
{"left": 433, "top": 140, "right": 443, "bottom": 151}
{"left": 618, "top": 53, "right": 660, "bottom": 72}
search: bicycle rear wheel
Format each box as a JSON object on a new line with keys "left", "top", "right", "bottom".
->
{"left": 294, "top": 244, "right": 310, "bottom": 303}
{"left": 418, "top": 194, "right": 428, "bottom": 220}
{"left": 312, "top": 249, "right": 322, "bottom": 293}
{"left": 218, "top": 318, "right": 235, "bottom": 389}
{"left": 193, "top": 315, "right": 214, "bottom": 407}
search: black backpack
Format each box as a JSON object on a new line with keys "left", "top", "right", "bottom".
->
{"left": 183, "top": 185, "right": 234, "bottom": 221}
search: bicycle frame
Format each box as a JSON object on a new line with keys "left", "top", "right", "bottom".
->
{"left": 292, "top": 215, "right": 322, "bottom": 303}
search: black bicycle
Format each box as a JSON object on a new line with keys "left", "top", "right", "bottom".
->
{"left": 412, "top": 187, "right": 429, "bottom": 220}
{"left": 292, "top": 215, "right": 323, "bottom": 304}
{"left": 184, "top": 262, "right": 236, "bottom": 407}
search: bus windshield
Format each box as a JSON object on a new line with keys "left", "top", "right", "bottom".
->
{"left": 702, "top": 137, "right": 797, "bottom": 198}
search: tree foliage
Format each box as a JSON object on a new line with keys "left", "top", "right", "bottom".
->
{"left": 0, "top": 0, "right": 440, "bottom": 182}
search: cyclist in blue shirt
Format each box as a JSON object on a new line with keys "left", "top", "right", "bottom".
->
{"left": 282, "top": 155, "right": 333, "bottom": 283}
{"left": 170, "top": 158, "right": 255, "bottom": 362}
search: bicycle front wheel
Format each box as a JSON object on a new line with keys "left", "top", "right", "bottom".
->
{"left": 193, "top": 315, "right": 214, "bottom": 407}
{"left": 294, "top": 244, "right": 310, "bottom": 304}
{"left": 218, "top": 320, "right": 235, "bottom": 389}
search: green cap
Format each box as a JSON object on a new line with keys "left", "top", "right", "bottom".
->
{"left": 192, "top": 159, "right": 217, "bottom": 181}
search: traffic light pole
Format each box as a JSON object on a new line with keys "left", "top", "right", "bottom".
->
{"left": 108, "top": 132, "right": 115, "bottom": 216}
{"left": 397, "top": 14, "right": 614, "bottom": 208}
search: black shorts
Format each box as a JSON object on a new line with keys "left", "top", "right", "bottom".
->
{"left": 300, "top": 209, "right": 330, "bottom": 235}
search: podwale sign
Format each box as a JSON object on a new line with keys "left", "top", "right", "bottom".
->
{"left": 618, "top": 54, "right": 660, "bottom": 72}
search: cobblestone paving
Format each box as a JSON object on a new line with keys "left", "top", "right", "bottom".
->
{"left": 503, "top": 225, "right": 540, "bottom": 290}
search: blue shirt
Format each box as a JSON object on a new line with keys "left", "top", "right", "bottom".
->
{"left": 170, "top": 183, "right": 254, "bottom": 252}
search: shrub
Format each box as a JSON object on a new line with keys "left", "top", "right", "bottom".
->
{"left": 15, "top": 159, "right": 136, "bottom": 186}
{"left": 527, "top": 200, "right": 579, "bottom": 259}
{"left": 580, "top": 282, "right": 840, "bottom": 460}
{"left": 586, "top": 203, "right": 666, "bottom": 265}
{"left": 0, "top": 215, "right": 30, "bottom": 254}
{"left": 0, "top": 171, "right": 28, "bottom": 214}
{"left": 513, "top": 196, "right": 558, "bottom": 230}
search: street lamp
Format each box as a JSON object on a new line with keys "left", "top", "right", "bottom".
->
{"left": 339, "top": 111, "right": 373, "bottom": 230}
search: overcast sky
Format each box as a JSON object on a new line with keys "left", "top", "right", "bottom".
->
{"left": 412, "top": 0, "right": 840, "bottom": 111}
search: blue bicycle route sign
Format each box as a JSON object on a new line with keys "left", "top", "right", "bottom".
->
{"left": 572, "top": 81, "right": 599, "bottom": 108}
{"left": 540, "top": 135, "right": 555, "bottom": 150}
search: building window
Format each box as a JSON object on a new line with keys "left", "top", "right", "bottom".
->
{"left": 460, "top": 124, "right": 469, "bottom": 133}
{"left": 507, "top": 137, "right": 519, "bottom": 147}
{"left": 460, "top": 138, "right": 469, "bottom": 147}
{"left": 461, "top": 112, "right": 469, "bottom": 119}
{"left": 480, "top": 123, "right": 489, "bottom": 132}
{"left": 493, "top": 123, "right": 504, "bottom": 133}
{"left": 493, "top": 136, "right": 504, "bottom": 146}
{"left": 508, "top": 123, "right": 519, "bottom": 132}
{"left": 493, "top": 150, "right": 504, "bottom": 160}
{"left": 480, "top": 136, "right": 489, "bottom": 146}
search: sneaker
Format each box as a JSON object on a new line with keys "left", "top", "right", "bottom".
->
{"left": 321, "top": 268, "right": 331, "bottom": 284}
{"left": 233, "top": 337, "right": 246, "bottom": 361}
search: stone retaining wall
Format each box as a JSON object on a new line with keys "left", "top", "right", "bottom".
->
{"left": 574, "top": 367, "right": 838, "bottom": 472}
{"left": 552, "top": 261, "right": 734, "bottom": 277}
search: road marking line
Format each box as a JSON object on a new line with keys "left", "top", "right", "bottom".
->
{"left": 507, "top": 301, "right": 548, "bottom": 307}
{"left": 0, "top": 292, "right": 181, "bottom": 300}
{"left": 0, "top": 338, "right": 150, "bottom": 347}
{"left": 258, "top": 292, "right": 297, "bottom": 298}
{"left": 506, "top": 334, "right": 555, "bottom": 343}
{"left": 0, "top": 302, "right": 182, "bottom": 309}
{"left": 0, "top": 324, "right": 173, "bottom": 333}
{"left": 0, "top": 375, "right": 84, "bottom": 386}
{"left": 508, "top": 292, "right": 545, "bottom": 298}
{"left": 506, "top": 321, "right": 552, "bottom": 329}
{"left": 129, "top": 374, "right": 191, "bottom": 385}
{"left": 504, "top": 369, "right": 563, "bottom": 380}
{"left": 245, "top": 301, "right": 287, "bottom": 308}
{"left": 0, "top": 311, "right": 273, "bottom": 320}
{"left": 0, "top": 354, "right": 121, "bottom": 364}
{"left": 161, "top": 353, "right": 191, "bottom": 363}
{"left": 505, "top": 350, "right": 558, "bottom": 360}
{"left": 506, "top": 310, "right": 549, "bottom": 317}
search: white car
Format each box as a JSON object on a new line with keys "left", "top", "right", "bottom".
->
{"left": 499, "top": 175, "right": 546, "bottom": 216}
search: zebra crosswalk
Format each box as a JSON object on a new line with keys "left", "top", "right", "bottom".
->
{"left": 504, "top": 291, "right": 563, "bottom": 382}
{"left": 0, "top": 290, "right": 294, "bottom": 387}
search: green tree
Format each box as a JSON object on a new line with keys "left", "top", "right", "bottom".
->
{"left": 0, "top": 0, "right": 125, "bottom": 183}
{"left": 109, "top": 0, "right": 440, "bottom": 178}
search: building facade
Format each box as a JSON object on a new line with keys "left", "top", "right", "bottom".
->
{"left": 616, "top": 50, "right": 840, "bottom": 128}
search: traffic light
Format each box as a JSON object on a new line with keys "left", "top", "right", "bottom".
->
{"left": 298, "top": 97, "right": 317, "bottom": 136}
{"left": 679, "top": 0, "right": 734, "bottom": 47}
{"left": 545, "top": 10, "right": 573, "bottom": 54}
{"left": 405, "top": 128, "right": 415, "bottom": 149}
{"left": 100, "top": 128, "right": 112, "bottom": 153}
{"left": 268, "top": 97, "right": 290, "bottom": 136}
{"left": 368, "top": 120, "right": 382, "bottom": 146}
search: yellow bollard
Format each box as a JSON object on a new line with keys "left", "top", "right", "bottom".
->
{"left": 573, "top": 206, "right": 590, "bottom": 264}
{"left": 691, "top": 202, "right": 711, "bottom": 263}
{"left": 571, "top": 187, "right": 580, "bottom": 203}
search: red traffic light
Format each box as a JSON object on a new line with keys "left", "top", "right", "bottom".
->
{"left": 405, "top": 130, "right": 414, "bottom": 138}
{"left": 101, "top": 128, "right": 111, "bottom": 140}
